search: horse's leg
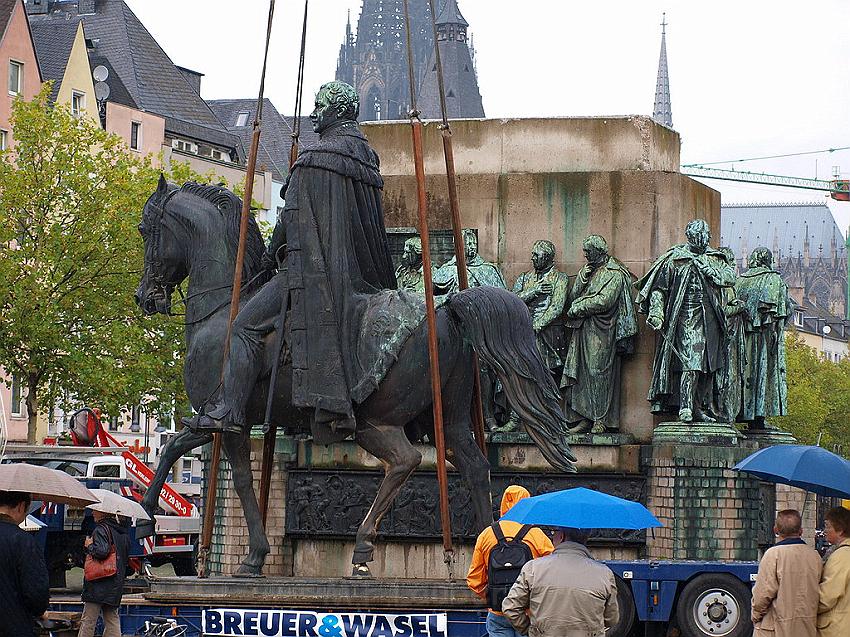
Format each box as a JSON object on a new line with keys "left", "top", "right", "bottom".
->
{"left": 137, "top": 427, "right": 212, "bottom": 537}
{"left": 352, "top": 421, "right": 422, "bottom": 577}
{"left": 221, "top": 429, "right": 270, "bottom": 577}
{"left": 443, "top": 364, "right": 493, "bottom": 531}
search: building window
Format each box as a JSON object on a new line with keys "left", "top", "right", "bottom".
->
{"left": 71, "top": 91, "right": 85, "bottom": 117}
{"left": 793, "top": 311, "right": 804, "bottom": 328}
{"left": 235, "top": 111, "right": 250, "bottom": 127}
{"left": 130, "top": 121, "right": 141, "bottom": 150}
{"left": 10, "top": 374, "right": 22, "bottom": 416}
{"left": 8, "top": 60, "right": 22, "bottom": 95}
{"left": 0, "top": 130, "right": 7, "bottom": 151}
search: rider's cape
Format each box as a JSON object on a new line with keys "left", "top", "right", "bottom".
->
{"left": 282, "top": 121, "right": 422, "bottom": 443}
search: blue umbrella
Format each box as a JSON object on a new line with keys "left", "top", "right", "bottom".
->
{"left": 499, "top": 487, "right": 663, "bottom": 530}
{"left": 734, "top": 444, "right": 850, "bottom": 499}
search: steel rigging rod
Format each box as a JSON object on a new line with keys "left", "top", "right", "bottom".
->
{"left": 259, "top": 0, "right": 310, "bottom": 527}
{"left": 426, "top": 0, "right": 487, "bottom": 455}
{"left": 197, "top": 0, "right": 276, "bottom": 579}
{"left": 402, "top": 0, "right": 454, "bottom": 578}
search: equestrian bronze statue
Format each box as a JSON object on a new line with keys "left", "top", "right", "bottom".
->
{"left": 134, "top": 82, "right": 575, "bottom": 577}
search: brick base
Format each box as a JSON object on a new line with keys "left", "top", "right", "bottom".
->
{"left": 645, "top": 443, "right": 767, "bottom": 561}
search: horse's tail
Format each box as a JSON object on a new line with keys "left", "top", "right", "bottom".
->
{"left": 447, "top": 287, "right": 577, "bottom": 472}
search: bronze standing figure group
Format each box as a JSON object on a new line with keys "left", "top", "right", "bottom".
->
{"left": 400, "top": 218, "right": 792, "bottom": 431}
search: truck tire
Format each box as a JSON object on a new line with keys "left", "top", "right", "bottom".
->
{"left": 608, "top": 574, "right": 636, "bottom": 637}
{"left": 675, "top": 574, "right": 753, "bottom": 637}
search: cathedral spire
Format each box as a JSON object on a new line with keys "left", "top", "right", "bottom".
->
{"left": 652, "top": 13, "right": 673, "bottom": 128}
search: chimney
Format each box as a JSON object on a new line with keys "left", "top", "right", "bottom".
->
{"left": 78, "top": 0, "right": 97, "bottom": 15}
{"left": 25, "top": 0, "right": 50, "bottom": 15}
{"left": 176, "top": 66, "right": 203, "bottom": 95}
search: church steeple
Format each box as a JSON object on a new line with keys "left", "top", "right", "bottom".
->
{"left": 417, "top": 0, "right": 484, "bottom": 120}
{"left": 652, "top": 13, "right": 673, "bottom": 128}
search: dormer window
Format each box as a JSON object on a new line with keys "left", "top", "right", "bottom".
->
{"left": 793, "top": 311, "right": 804, "bottom": 327}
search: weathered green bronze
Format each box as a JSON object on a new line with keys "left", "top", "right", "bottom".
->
{"left": 496, "top": 240, "right": 569, "bottom": 433}
{"left": 513, "top": 240, "right": 570, "bottom": 373}
{"left": 395, "top": 235, "right": 427, "bottom": 293}
{"left": 734, "top": 247, "right": 793, "bottom": 427}
{"left": 636, "top": 219, "right": 736, "bottom": 423}
{"left": 561, "top": 235, "right": 638, "bottom": 434}
{"left": 433, "top": 229, "right": 506, "bottom": 293}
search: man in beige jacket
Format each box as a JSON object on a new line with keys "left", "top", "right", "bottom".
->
{"left": 818, "top": 506, "right": 850, "bottom": 637}
{"left": 751, "top": 509, "right": 822, "bottom": 637}
{"left": 502, "top": 527, "right": 618, "bottom": 637}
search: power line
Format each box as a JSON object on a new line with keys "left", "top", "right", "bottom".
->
{"left": 683, "top": 145, "right": 850, "bottom": 167}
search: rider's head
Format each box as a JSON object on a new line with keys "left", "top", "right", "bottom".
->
{"left": 311, "top": 81, "right": 359, "bottom": 134}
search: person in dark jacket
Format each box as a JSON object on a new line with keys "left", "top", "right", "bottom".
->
{"left": 0, "top": 490, "right": 49, "bottom": 637}
{"left": 78, "top": 510, "right": 131, "bottom": 637}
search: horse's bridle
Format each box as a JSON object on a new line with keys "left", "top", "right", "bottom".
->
{"left": 142, "top": 187, "right": 269, "bottom": 321}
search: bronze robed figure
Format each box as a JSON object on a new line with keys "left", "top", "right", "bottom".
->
{"left": 395, "top": 236, "right": 427, "bottom": 293}
{"left": 512, "top": 240, "right": 570, "bottom": 375}
{"left": 561, "top": 235, "right": 638, "bottom": 433}
{"left": 433, "top": 228, "right": 506, "bottom": 293}
{"left": 635, "top": 219, "right": 736, "bottom": 423}
{"left": 734, "top": 247, "right": 793, "bottom": 426}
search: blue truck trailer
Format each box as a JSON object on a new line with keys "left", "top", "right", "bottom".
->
{"left": 49, "top": 558, "right": 759, "bottom": 637}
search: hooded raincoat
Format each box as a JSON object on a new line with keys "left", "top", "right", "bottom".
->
{"left": 466, "top": 485, "right": 554, "bottom": 614}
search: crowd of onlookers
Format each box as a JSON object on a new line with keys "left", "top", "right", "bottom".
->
{"left": 468, "top": 486, "right": 850, "bottom": 637}
{"left": 751, "top": 507, "right": 850, "bottom": 637}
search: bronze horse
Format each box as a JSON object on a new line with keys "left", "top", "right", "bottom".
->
{"left": 134, "top": 178, "right": 576, "bottom": 576}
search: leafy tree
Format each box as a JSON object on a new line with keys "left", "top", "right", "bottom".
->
{"left": 774, "top": 332, "right": 850, "bottom": 454}
{"left": 0, "top": 86, "right": 182, "bottom": 442}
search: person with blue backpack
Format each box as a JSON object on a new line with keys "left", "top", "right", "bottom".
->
{"left": 466, "top": 485, "right": 554, "bottom": 637}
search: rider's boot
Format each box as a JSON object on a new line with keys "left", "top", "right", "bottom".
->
{"left": 181, "top": 401, "right": 243, "bottom": 435}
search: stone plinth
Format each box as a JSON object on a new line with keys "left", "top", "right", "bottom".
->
{"left": 363, "top": 116, "right": 720, "bottom": 444}
{"left": 146, "top": 576, "right": 483, "bottom": 609}
{"left": 644, "top": 442, "right": 769, "bottom": 561}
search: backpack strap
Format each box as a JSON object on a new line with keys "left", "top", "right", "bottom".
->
{"left": 491, "top": 522, "right": 507, "bottom": 543}
{"left": 513, "top": 524, "right": 533, "bottom": 543}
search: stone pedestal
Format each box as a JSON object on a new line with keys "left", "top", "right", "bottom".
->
{"left": 652, "top": 421, "right": 744, "bottom": 446}
{"left": 644, "top": 441, "right": 770, "bottom": 561}
{"left": 744, "top": 424, "right": 798, "bottom": 446}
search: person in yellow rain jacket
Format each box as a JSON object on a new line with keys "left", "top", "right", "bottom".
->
{"left": 467, "top": 485, "right": 554, "bottom": 637}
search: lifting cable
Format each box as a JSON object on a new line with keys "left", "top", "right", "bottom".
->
{"left": 197, "top": 0, "right": 276, "bottom": 579}
{"left": 402, "top": 0, "right": 455, "bottom": 578}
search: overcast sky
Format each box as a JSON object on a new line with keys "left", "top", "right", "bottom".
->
{"left": 125, "top": 0, "right": 850, "bottom": 230}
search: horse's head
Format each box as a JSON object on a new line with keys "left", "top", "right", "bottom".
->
{"left": 135, "top": 174, "right": 185, "bottom": 315}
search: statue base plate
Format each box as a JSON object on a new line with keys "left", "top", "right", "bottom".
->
{"left": 489, "top": 431, "right": 634, "bottom": 446}
{"left": 652, "top": 421, "right": 743, "bottom": 446}
{"left": 743, "top": 425, "right": 797, "bottom": 445}
{"left": 145, "top": 576, "right": 482, "bottom": 609}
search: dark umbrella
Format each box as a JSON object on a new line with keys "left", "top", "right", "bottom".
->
{"left": 733, "top": 445, "right": 850, "bottom": 499}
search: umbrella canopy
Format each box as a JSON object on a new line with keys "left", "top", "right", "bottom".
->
{"left": 734, "top": 445, "right": 850, "bottom": 499}
{"left": 87, "top": 489, "right": 151, "bottom": 522}
{"left": 499, "top": 487, "right": 663, "bottom": 530}
{"left": 0, "top": 462, "right": 98, "bottom": 507}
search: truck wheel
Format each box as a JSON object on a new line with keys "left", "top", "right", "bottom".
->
{"left": 676, "top": 574, "right": 753, "bottom": 637}
{"left": 608, "top": 574, "right": 636, "bottom": 637}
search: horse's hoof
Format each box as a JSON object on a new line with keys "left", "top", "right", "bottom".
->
{"left": 233, "top": 564, "right": 265, "bottom": 578}
{"left": 351, "top": 563, "right": 372, "bottom": 578}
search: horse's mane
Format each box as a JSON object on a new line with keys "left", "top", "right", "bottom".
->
{"left": 178, "top": 182, "right": 267, "bottom": 284}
